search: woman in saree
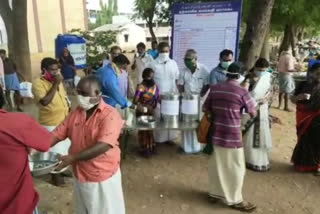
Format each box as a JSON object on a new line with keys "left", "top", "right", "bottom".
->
{"left": 242, "top": 58, "right": 273, "bottom": 172}
{"left": 132, "top": 68, "right": 159, "bottom": 158}
{"left": 291, "top": 63, "right": 320, "bottom": 175}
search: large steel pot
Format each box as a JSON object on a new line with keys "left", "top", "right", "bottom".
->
{"left": 160, "top": 93, "right": 180, "bottom": 125}
{"left": 181, "top": 93, "right": 200, "bottom": 122}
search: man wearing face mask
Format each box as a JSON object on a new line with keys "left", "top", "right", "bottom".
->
{"left": 51, "top": 75, "right": 125, "bottom": 214}
{"left": 147, "top": 42, "right": 180, "bottom": 145}
{"left": 210, "top": 49, "right": 234, "bottom": 85}
{"left": 148, "top": 41, "right": 159, "bottom": 59}
{"left": 32, "top": 57, "right": 71, "bottom": 186}
{"left": 106, "top": 46, "right": 129, "bottom": 98}
{"left": 132, "top": 42, "right": 154, "bottom": 85}
{"left": 96, "top": 54, "right": 131, "bottom": 108}
{"left": 178, "top": 49, "right": 209, "bottom": 154}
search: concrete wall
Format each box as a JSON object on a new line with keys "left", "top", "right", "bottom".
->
{"left": 64, "top": 0, "right": 86, "bottom": 32}
{"left": 0, "top": 0, "right": 87, "bottom": 54}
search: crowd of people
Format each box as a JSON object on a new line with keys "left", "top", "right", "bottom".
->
{"left": 2, "top": 38, "right": 320, "bottom": 214}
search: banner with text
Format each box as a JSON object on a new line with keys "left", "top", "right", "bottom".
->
{"left": 171, "top": 0, "right": 242, "bottom": 71}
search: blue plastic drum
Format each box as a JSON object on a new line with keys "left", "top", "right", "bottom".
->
{"left": 55, "top": 34, "right": 86, "bottom": 69}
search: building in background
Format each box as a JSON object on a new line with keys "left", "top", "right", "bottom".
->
{"left": 94, "top": 22, "right": 146, "bottom": 52}
{"left": 0, "top": 0, "right": 87, "bottom": 54}
{"left": 86, "top": 0, "right": 102, "bottom": 23}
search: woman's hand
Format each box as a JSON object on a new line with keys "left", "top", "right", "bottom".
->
{"left": 206, "top": 112, "right": 212, "bottom": 121}
{"left": 135, "top": 104, "right": 148, "bottom": 113}
{"left": 297, "top": 93, "right": 311, "bottom": 101}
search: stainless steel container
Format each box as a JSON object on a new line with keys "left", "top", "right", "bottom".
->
{"left": 160, "top": 93, "right": 180, "bottom": 125}
{"left": 181, "top": 93, "right": 200, "bottom": 122}
{"left": 28, "top": 152, "right": 60, "bottom": 176}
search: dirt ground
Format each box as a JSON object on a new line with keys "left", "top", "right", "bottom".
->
{"left": 23, "top": 100, "right": 320, "bottom": 214}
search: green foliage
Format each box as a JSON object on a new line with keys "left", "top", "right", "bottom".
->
{"left": 271, "top": 0, "right": 320, "bottom": 33}
{"left": 132, "top": 0, "right": 164, "bottom": 23}
{"left": 69, "top": 29, "right": 117, "bottom": 68}
{"left": 90, "top": 0, "right": 118, "bottom": 30}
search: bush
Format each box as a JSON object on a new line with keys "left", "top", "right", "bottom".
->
{"left": 69, "top": 28, "right": 117, "bottom": 69}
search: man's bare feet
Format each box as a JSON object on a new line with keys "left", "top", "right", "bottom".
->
{"left": 284, "top": 108, "right": 293, "bottom": 112}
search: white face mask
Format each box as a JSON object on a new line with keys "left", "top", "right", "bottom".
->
{"left": 77, "top": 95, "right": 99, "bottom": 110}
{"left": 255, "top": 69, "right": 267, "bottom": 77}
{"left": 158, "top": 53, "right": 170, "bottom": 62}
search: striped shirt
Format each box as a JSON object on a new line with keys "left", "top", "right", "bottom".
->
{"left": 203, "top": 80, "right": 255, "bottom": 148}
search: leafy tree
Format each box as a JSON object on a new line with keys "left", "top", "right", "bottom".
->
{"left": 90, "top": 0, "right": 118, "bottom": 30}
{"left": 132, "top": 0, "right": 165, "bottom": 42}
{"left": 239, "top": 0, "right": 275, "bottom": 69}
{"left": 271, "top": 0, "right": 320, "bottom": 55}
{"left": 0, "top": 0, "right": 31, "bottom": 81}
{"left": 70, "top": 29, "right": 117, "bottom": 69}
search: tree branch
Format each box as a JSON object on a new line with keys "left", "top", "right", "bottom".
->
{"left": 0, "top": 0, "right": 12, "bottom": 21}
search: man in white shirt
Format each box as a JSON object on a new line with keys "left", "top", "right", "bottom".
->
{"left": 178, "top": 49, "right": 210, "bottom": 154}
{"left": 132, "top": 42, "right": 153, "bottom": 85}
{"left": 147, "top": 42, "right": 180, "bottom": 144}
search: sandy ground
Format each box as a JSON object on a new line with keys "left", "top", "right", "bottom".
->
{"left": 22, "top": 101, "right": 320, "bottom": 214}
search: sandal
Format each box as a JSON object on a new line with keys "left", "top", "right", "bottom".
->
{"left": 230, "top": 202, "right": 256, "bottom": 213}
{"left": 208, "top": 196, "right": 220, "bottom": 204}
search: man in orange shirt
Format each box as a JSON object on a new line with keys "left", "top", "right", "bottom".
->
{"left": 51, "top": 75, "right": 125, "bottom": 214}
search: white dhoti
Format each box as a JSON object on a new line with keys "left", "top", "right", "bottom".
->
{"left": 181, "top": 131, "right": 201, "bottom": 154}
{"left": 42, "top": 125, "right": 71, "bottom": 155}
{"left": 208, "top": 145, "right": 245, "bottom": 205}
{"left": 154, "top": 104, "right": 179, "bottom": 143}
{"left": 73, "top": 169, "right": 125, "bottom": 214}
{"left": 181, "top": 97, "right": 205, "bottom": 153}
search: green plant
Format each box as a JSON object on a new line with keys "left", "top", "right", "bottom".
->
{"left": 70, "top": 28, "right": 117, "bottom": 68}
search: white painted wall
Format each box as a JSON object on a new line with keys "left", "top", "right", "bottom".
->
{"left": 117, "top": 23, "right": 146, "bottom": 52}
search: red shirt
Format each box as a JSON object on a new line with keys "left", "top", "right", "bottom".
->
{"left": 53, "top": 100, "right": 124, "bottom": 183}
{"left": 0, "top": 110, "right": 52, "bottom": 214}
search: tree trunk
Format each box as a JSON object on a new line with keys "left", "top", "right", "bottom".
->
{"left": 290, "top": 25, "right": 297, "bottom": 57}
{"left": 297, "top": 27, "right": 304, "bottom": 41}
{"left": 279, "top": 24, "right": 293, "bottom": 56}
{"left": 12, "top": 0, "right": 32, "bottom": 81}
{"left": 239, "top": 0, "right": 275, "bottom": 70}
{"left": 147, "top": 21, "right": 157, "bottom": 42}
{"left": 260, "top": 25, "right": 270, "bottom": 61}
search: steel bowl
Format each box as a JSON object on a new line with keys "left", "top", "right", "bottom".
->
{"left": 28, "top": 152, "right": 60, "bottom": 177}
{"left": 137, "top": 116, "right": 157, "bottom": 126}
